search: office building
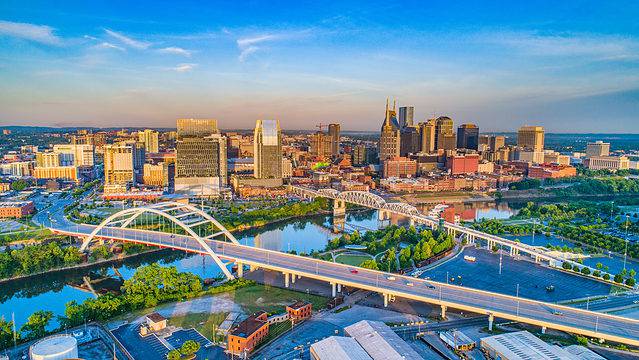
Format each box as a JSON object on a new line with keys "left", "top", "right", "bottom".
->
{"left": 382, "top": 157, "right": 417, "bottom": 178}
{"left": 517, "top": 126, "right": 545, "bottom": 151}
{"left": 103, "top": 143, "right": 144, "bottom": 192}
{"left": 344, "top": 320, "right": 423, "bottom": 360}
{"left": 0, "top": 201, "right": 35, "bottom": 219}
{"left": 34, "top": 144, "right": 94, "bottom": 183}
{"left": 456, "top": 123, "right": 479, "bottom": 150}
{"left": 138, "top": 129, "right": 159, "bottom": 153}
{"left": 489, "top": 135, "right": 506, "bottom": 151}
{"left": 227, "top": 311, "right": 269, "bottom": 357}
{"left": 352, "top": 145, "right": 378, "bottom": 166}
{"left": 398, "top": 106, "right": 414, "bottom": 128}
{"left": 253, "top": 119, "right": 282, "bottom": 179}
{"left": 175, "top": 119, "right": 227, "bottom": 196}
{"left": 400, "top": 126, "right": 421, "bottom": 156}
{"left": 418, "top": 119, "right": 436, "bottom": 153}
{"left": 143, "top": 162, "right": 174, "bottom": 190}
{"left": 0, "top": 161, "right": 33, "bottom": 177}
{"left": 586, "top": 141, "right": 610, "bottom": 158}
{"left": 543, "top": 151, "right": 570, "bottom": 165}
{"left": 516, "top": 150, "right": 545, "bottom": 164}
{"left": 434, "top": 116, "right": 454, "bottom": 150}
{"left": 447, "top": 154, "right": 480, "bottom": 175}
{"left": 584, "top": 156, "right": 630, "bottom": 171}
{"left": 379, "top": 99, "right": 401, "bottom": 162}
{"left": 328, "top": 123, "right": 341, "bottom": 155}
{"left": 52, "top": 144, "right": 95, "bottom": 167}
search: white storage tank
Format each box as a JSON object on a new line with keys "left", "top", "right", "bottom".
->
{"left": 29, "top": 334, "right": 78, "bottom": 360}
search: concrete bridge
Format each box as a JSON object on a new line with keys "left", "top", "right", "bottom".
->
{"left": 43, "top": 200, "right": 639, "bottom": 346}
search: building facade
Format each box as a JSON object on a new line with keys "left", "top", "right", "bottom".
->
{"left": 138, "top": 129, "right": 159, "bottom": 153}
{"left": 517, "top": 126, "right": 545, "bottom": 151}
{"left": 586, "top": 141, "right": 610, "bottom": 158}
{"left": 254, "top": 119, "right": 283, "bottom": 179}
{"left": 419, "top": 119, "right": 436, "bottom": 153}
{"left": 379, "top": 99, "right": 401, "bottom": 162}
{"left": 456, "top": 123, "right": 479, "bottom": 150}
{"left": 382, "top": 157, "right": 417, "bottom": 178}
{"left": 398, "top": 106, "right": 414, "bottom": 128}
{"left": 434, "top": 116, "right": 454, "bottom": 150}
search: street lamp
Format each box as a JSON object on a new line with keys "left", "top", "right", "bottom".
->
{"left": 624, "top": 214, "right": 630, "bottom": 271}
{"left": 516, "top": 283, "right": 520, "bottom": 317}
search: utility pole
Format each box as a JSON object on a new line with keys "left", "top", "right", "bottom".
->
{"left": 516, "top": 284, "right": 520, "bottom": 317}
{"left": 624, "top": 214, "right": 630, "bottom": 271}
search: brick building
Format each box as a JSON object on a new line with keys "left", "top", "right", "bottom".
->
{"left": 528, "top": 164, "right": 577, "bottom": 179}
{"left": 382, "top": 157, "right": 417, "bottom": 178}
{"left": 0, "top": 201, "right": 35, "bottom": 219}
{"left": 227, "top": 311, "right": 269, "bottom": 357}
{"left": 286, "top": 301, "right": 312, "bottom": 322}
{"left": 446, "top": 154, "right": 479, "bottom": 175}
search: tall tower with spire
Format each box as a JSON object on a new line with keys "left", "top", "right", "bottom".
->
{"left": 379, "top": 98, "right": 401, "bottom": 163}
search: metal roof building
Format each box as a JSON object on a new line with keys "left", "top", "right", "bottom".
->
{"left": 480, "top": 331, "right": 581, "bottom": 360}
{"left": 310, "top": 336, "right": 373, "bottom": 360}
{"left": 344, "top": 320, "right": 424, "bottom": 360}
{"left": 564, "top": 345, "right": 607, "bottom": 360}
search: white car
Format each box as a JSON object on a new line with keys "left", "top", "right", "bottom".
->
{"left": 406, "top": 282, "right": 414, "bottom": 287}
{"left": 387, "top": 276, "right": 396, "bottom": 281}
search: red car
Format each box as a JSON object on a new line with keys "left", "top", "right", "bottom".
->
{"left": 350, "top": 269, "right": 359, "bottom": 274}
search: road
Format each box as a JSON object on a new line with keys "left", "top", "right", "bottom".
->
{"left": 41, "top": 201, "right": 639, "bottom": 347}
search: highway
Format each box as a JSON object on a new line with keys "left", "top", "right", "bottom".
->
{"left": 40, "top": 202, "right": 639, "bottom": 347}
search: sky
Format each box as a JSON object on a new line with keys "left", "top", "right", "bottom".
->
{"left": 0, "top": 1, "right": 638, "bottom": 132}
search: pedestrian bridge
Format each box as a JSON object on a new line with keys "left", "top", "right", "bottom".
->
{"left": 46, "top": 201, "right": 639, "bottom": 346}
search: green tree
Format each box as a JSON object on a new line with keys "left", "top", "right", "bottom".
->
{"left": 10, "top": 179, "right": 29, "bottom": 191}
{"left": 614, "top": 274, "right": 624, "bottom": 283}
{"left": 630, "top": 269, "right": 636, "bottom": 279}
{"left": 0, "top": 318, "right": 17, "bottom": 350}
{"left": 626, "top": 278, "right": 636, "bottom": 287}
{"left": 167, "top": 349, "right": 181, "bottom": 360}
{"left": 20, "top": 310, "right": 53, "bottom": 340}
{"left": 581, "top": 267, "right": 591, "bottom": 275}
{"left": 603, "top": 273, "right": 611, "bottom": 281}
{"left": 562, "top": 262, "right": 572, "bottom": 270}
{"left": 180, "top": 340, "right": 201, "bottom": 356}
{"left": 359, "top": 260, "right": 379, "bottom": 270}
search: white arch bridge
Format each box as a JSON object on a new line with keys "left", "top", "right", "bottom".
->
{"left": 46, "top": 200, "right": 639, "bottom": 346}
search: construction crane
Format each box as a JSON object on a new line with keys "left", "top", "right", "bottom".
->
{"left": 315, "top": 123, "right": 327, "bottom": 132}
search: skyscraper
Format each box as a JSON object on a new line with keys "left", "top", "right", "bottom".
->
{"left": 379, "top": 99, "right": 401, "bottom": 162}
{"left": 398, "top": 106, "right": 414, "bottom": 128}
{"left": 254, "top": 119, "right": 282, "bottom": 179}
{"left": 103, "top": 143, "right": 144, "bottom": 193}
{"left": 517, "top": 126, "right": 545, "bottom": 151}
{"left": 400, "top": 126, "right": 421, "bottom": 156}
{"left": 489, "top": 135, "right": 505, "bottom": 151}
{"left": 586, "top": 141, "right": 610, "bottom": 157}
{"left": 419, "top": 119, "right": 436, "bottom": 153}
{"left": 138, "top": 129, "right": 159, "bottom": 153}
{"left": 175, "top": 118, "right": 227, "bottom": 196}
{"left": 434, "top": 116, "right": 454, "bottom": 150}
{"left": 328, "top": 123, "right": 341, "bottom": 156}
{"left": 456, "top": 123, "right": 479, "bottom": 150}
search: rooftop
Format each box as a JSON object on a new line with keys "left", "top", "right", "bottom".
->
{"left": 230, "top": 311, "right": 267, "bottom": 338}
{"left": 344, "top": 320, "right": 423, "bottom": 360}
{"left": 481, "top": 331, "right": 580, "bottom": 360}
{"left": 310, "top": 336, "right": 372, "bottom": 360}
{"left": 0, "top": 201, "right": 33, "bottom": 208}
{"left": 287, "top": 300, "right": 311, "bottom": 310}
{"left": 146, "top": 312, "right": 166, "bottom": 323}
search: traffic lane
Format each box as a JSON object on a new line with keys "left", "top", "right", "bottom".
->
{"left": 57, "top": 224, "right": 639, "bottom": 341}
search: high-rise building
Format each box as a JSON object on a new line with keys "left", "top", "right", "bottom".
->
{"left": 328, "top": 124, "right": 341, "bottom": 156}
{"left": 489, "top": 136, "right": 505, "bottom": 151}
{"left": 352, "top": 145, "right": 378, "bottom": 166}
{"left": 52, "top": 144, "right": 94, "bottom": 167}
{"left": 517, "top": 126, "right": 545, "bottom": 152}
{"left": 398, "top": 106, "right": 414, "bottom": 128}
{"left": 434, "top": 116, "right": 454, "bottom": 150}
{"left": 400, "top": 126, "right": 421, "bottom": 156}
{"left": 456, "top": 124, "right": 479, "bottom": 150}
{"left": 419, "top": 119, "right": 436, "bottom": 153}
{"left": 175, "top": 119, "right": 227, "bottom": 196}
{"left": 138, "top": 129, "right": 159, "bottom": 153}
{"left": 103, "top": 143, "right": 144, "bottom": 192}
{"left": 310, "top": 132, "right": 333, "bottom": 157}
{"left": 379, "top": 99, "right": 401, "bottom": 162}
{"left": 143, "top": 162, "right": 174, "bottom": 190}
{"left": 586, "top": 141, "right": 610, "bottom": 158}
{"left": 254, "top": 119, "right": 282, "bottom": 179}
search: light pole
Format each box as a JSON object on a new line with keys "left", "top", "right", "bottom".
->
{"left": 516, "top": 283, "right": 520, "bottom": 317}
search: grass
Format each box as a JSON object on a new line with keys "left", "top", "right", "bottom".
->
{"left": 256, "top": 321, "right": 293, "bottom": 351}
{"left": 169, "top": 312, "right": 229, "bottom": 341}
{"left": 226, "top": 284, "right": 329, "bottom": 315}
{"left": 333, "top": 305, "right": 352, "bottom": 314}
{"left": 334, "top": 253, "right": 372, "bottom": 266}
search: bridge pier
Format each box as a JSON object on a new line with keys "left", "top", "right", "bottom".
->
{"left": 284, "top": 272, "right": 290, "bottom": 288}
{"left": 291, "top": 273, "right": 296, "bottom": 284}
{"left": 541, "top": 326, "right": 546, "bottom": 334}
{"left": 237, "top": 262, "right": 243, "bottom": 277}
{"left": 331, "top": 283, "right": 337, "bottom": 297}
{"left": 488, "top": 314, "right": 494, "bottom": 331}
{"left": 441, "top": 305, "right": 447, "bottom": 319}
{"left": 383, "top": 293, "right": 388, "bottom": 307}
{"left": 333, "top": 199, "right": 346, "bottom": 217}
{"left": 337, "top": 283, "right": 341, "bottom": 293}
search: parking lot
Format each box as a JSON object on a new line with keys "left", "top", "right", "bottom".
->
{"left": 422, "top": 247, "right": 612, "bottom": 302}
{"left": 112, "top": 324, "right": 170, "bottom": 360}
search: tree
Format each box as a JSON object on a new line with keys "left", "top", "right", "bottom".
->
{"left": 0, "top": 318, "right": 17, "bottom": 350}
{"left": 630, "top": 269, "right": 636, "bottom": 279}
{"left": 167, "top": 349, "right": 181, "bottom": 360}
{"left": 359, "top": 260, "right": 379, "bottom": 270}
{"left": 581, "top": 267, "right": 591, "bottom": 276}
{"left": 10, "top": 179, "right": 29, "bottom": 191}
{"left": 614, "top": 274, "right": 624, "bottom": 283}
{"left": 562, "top": 262, "right": 572, "bottom": 270}
{"left": 603, "top": 273, "right": 611, "bottom": 281}
{"left": 180, "top": 340, "right": 201, "bottom": 356}
{"left": 20, "top": 310, "right": 53, "bottom": 340}
{"left": 593, "top": 270, "right": 601, "bottom": 277}
{"left": 626, "top": 278, "right": 636, "bottom": 287}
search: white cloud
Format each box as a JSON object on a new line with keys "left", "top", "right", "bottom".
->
{"left": 96, "top": 42, "right": 125, "bottom": 51}
{"left": 173, "top": 63, "right": 196, "bottom": 72}
{"left": 235, "top": 31, "right": 311, "bottom": 62}
{"left": 104, "top": 29, "right": 151, "bottom": 49}
{"left": 0, "top": 20, "right": 62, "bottom": 45}
{"left": 158, "top": 46, "right": 191, "bottom": 57}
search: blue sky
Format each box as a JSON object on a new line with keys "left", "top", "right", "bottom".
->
{"left": 1, "top": 1, "right": 638, "bottom": 132}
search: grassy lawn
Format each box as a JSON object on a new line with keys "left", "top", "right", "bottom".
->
{"left": 227, "top": 284, "right": 329, "bottom": 315}
{"left": 256, "top": 321, "right": 292, "bottom": 350}
{"left": 169, "top": 312, "right": 229, "bottom": 341}
{"left": 334, "top": 253, "right": 372, "bottom": 266}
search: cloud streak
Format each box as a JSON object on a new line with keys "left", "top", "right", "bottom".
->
{"left": 158, "top": 46, "right": 191, "bottom": 56}
{"left": 105, "top": 29, "right": 151, "bottom": 49}
{"left": 236, "top": 30, "right": 313, "bottom": 62}
{"left": 0, "top": 20, "right": 62, "bottom": 45}
{"left": 172, "top": 63, "right": 196, "bottom": 72}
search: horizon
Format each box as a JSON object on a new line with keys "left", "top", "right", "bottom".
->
{"left": 1, "top": 1, "right": 638, "bottom": 132}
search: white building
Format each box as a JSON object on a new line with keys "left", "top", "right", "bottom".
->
{"left": 310, "top": 336, "right": 372, "bottom": 360}
{"left": 481, "top": 331, "right": 581, "bottom": 360}
{"left": 344, "top": 320, "right": 423, "bottom": 360}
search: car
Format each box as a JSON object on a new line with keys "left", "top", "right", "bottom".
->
{"left": 406, "top": 282, "right": 414, "bottom": 287}
{"left": 552, "top": 310, "right": 564, "bottom": 316}
{"left": 350, "top": 269, "right": 358, "bottom": 274}
{"left": 425, "top": 284, "right": 436, "bottom": 290}
{"left": 387, "top": 276, "right": 396, "bottom": 281}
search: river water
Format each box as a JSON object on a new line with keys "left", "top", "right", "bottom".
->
{"left": 1, "top": 200, "right": 634, "bottom": 328}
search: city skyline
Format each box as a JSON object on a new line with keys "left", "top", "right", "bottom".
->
{"left": 1, "top": 1, "right": 639, "bottom": 132}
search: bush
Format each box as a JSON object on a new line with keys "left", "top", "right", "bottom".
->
{"left": 562, "top": 262, "right": 572, "bottom": 270}
{"left": 180, "top": 340, "right": 200, "bottom": 356}
{"left": 614, "top": 274, "right": 624, "bottom": 283}
{"left": 626, "top": 278, "right": 636, "bottom": 287}
{"left": 603, "top": 273, "right": 611, "bottom": 281}
{"left": 593, "top": 270, "right": 601, "bottom": 277}
{"left": 167, "top": 350, "right": 181, "bottom": 360}
{"left": 580, "top": 267, "right": 591, "bottom": 275}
